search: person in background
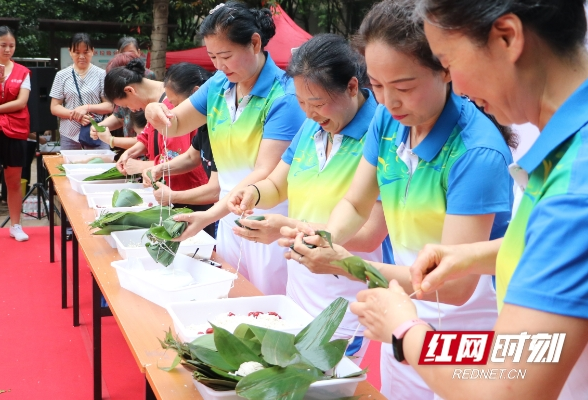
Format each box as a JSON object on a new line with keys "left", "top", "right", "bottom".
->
{"left": 104, "top": 60, "right": 208, "bottom": 198}
{"left": 90, "top": 52, "right": 154, "bottom": 145}
{"left": 227, "top": 34, "right": 388, "bottom": 363}
{"left": 142, "top": 62, "right": 217, "bottom": 237}
{"left": 352, "top": 1, "right": 588, "bottom": 399}
{"left": 144, "top": 1, "right": 306, "bottom": 295}
{"left": 116, "top": 36, "right": 156, "bottom": 80}
{"left": 49, "top": 33, "right": 113, "bottom": 150}
{"left": 0, "top": 26, "right": 30, "bottom": 241}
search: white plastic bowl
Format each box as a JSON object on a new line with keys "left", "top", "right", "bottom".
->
{"left": 167, "top": 295, "right": 314, "bottom": 343}
{"left": 60, "top": 149, "right": 116, "bottom": 164}
{"left": 111, "top": 229, "right": 216, "bottom": 260}
{"left": 88, "top": 193, "right": 158, "bottom": 218}
{"left": 82, "top": 183, "right": 153, "bottom": 200}
{"left": 111, "top": 253, "right": 235, "bottom": 308}
{"left": 192, "top": 357, "right": 366, "bottom": 400}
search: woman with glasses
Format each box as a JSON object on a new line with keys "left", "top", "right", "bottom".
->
{"left": 50, "top": 33, "right": 113, "bottom": 149}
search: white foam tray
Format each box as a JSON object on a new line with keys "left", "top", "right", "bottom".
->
{"left": 60, "top": 149, "right": 116, "bottom": 164}
{"left": 193, "top": 356, "right": 366, "bottom": 400}
{"left": 88, "top": 193, "right": 158, "bottom": 218}
{"left": 111, "top": 229, "right": 216, "bottom": 260}
{"left": 167, "top": 295, "right": 314, "bottom": 343}
{"left": 111, "top": 254, "right": 235, "bottom": 308}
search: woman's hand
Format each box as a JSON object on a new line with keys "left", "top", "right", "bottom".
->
{"left": 145, "top": 102, "right": 174, "bottom": 129}
{"left": 90, "top": 125, "right": 112, "bottom": 143}
{"left": 79, "top": 114, "right": 91, "bottom": 126}
{"left": 116, "top": 150, "right": 131, "bottom": 174}
{"left": 70, "top": 105, "right": 88, "bottom": 122}
{"left": 172, "top": 212, "right": 212, "bottom": 241}
{"left": 142, "top": 164, "right": 163, "bottom": 187}
{"left": 410, "top": 243, "right": 481, "bottom": 299}
{"left": 124, "top": 158, "right": 149, "bottom": 175}
{"left": 279, "top": 226, "right": 356, "bottom": 278}
{"left": 350, "top": 280, "right": 419, "bottom": 343}
{"left": 153, "top": 182, "right": 174, "bottom": 206}
{"left": 227, "top": 186, "right": 258, "bottom": 215}
{"left": 232, "top": 214, "right": 288, "bottom": 245}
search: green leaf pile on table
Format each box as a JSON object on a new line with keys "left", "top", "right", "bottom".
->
{"left": 145, "top": 216, "right": 187, "bottom": 267}
{"left": 83, "top": 166, "right": 132, "bottom": 181}
{"left": 159, "top": 297, "right": 366, "bottom": 399}
{"left": 89, "top": 206, "right": 191, "bottom": 235}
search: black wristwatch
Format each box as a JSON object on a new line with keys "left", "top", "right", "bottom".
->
{"left": 392, "top": 319, "right": 435, "bottom": 363}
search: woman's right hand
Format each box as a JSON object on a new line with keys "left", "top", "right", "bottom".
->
{"left": 410, "top": 243, "right": 480, "bottom": 299}
{"left": 70, "top": 105, "right": 88, "bottom": 122}
{"left": 142, "top": 164, "right": 163, "bottom": 187}
{"left": 145, "top": 102, "right": 174, "bottom": 130}
{"left": 116, "top": 150, "right": 131, "bottom": 174}
{"left": 227, "top": 186, "right": 258, "bottom": 215}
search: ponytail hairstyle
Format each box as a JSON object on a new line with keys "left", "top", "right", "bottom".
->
{"left": 164, "top": 62, "right": 212, "bottom": 98}
{"left": 0, "top": 26, "right": 15, "bottom": 40}
{"left": 199, "top": 1, "right": 276, "bottom": 49}
{"left": 287, "top": 34, "right": 368, "bottom": 97}
{"left": 415, "top": 0, "right": 587, "bottom": 58}
{"left": 356, "top": 0, "right": 518, "bottom": 148}
{"left": 104, "top": 59, "right": 145, "bottom": 102}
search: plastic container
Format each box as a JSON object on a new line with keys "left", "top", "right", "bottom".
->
{"left": 103, "top": 235, "right": 117, "bottom": 248}
{"left": 193, "top": 357, "right": 366, "bottom": 400}
{"left": 110, "top": 254, "right": 236, "bottom": 308}
{"left": 60, "top": 149, "right": 116, "bottom": 164}
{"left": 88, "top": 193, "right": 158, "bottom": 218}
{"left": 111, "top": 229, "right": 216, "bottom": 260}
{"left": 63, "top": 163, "right": 116, "bottom": 175}
{"left": 82, "top": 183, "right": 153, "bottom": 198}
{"left": 67, "top": 173, "right": 128, "bottom": 194}
{"left": 167, "top": 295, "right": 314, "bottom": 343}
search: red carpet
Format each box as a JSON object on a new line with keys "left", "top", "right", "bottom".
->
{"left": 0, "top": 227, "right": 143, "bottom": 399}
{"left": 0, "top": 226, "right": 382, "bottom": 398}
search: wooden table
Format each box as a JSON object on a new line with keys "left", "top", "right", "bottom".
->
{"left": 44, "top": 156, "right": 385, "bottom": 400}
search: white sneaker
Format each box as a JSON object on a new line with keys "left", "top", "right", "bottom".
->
{"left": 9, "top": 224, "right": 29, "bottom": 242}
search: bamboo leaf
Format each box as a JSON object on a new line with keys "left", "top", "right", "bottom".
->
{"left": 235, "top": 364, "right": 323, "bottom": 400}
{"left": 83, "top": 166, "right": 126, "bottom": 181}
{"left": 315, "top": 230, "right": 333, "bottom": 249}
{"left": 157, "top": 354, "right": 182, "bottom": 372}
{"left": 298, "top": 339, "right": 347, "bottom": 371}
{"left": 340, "top": 366, "right": 368, "bottom": 379}
{"left": 212, "top": 324, "right": 266, "bottom": 370}
{"left": 261, "top": 330, "right": 300, "bottom": 368}
{"left": 89, "top": 117, "right": 106, "bottom": 132}
{"left": 191, "top": 332, "right": 216, "bottom": 350}
{"left": 189, "top": 345, "right": 236, "bottom": 372}
{"left": 235, "top": 215, "right": 265, "bottom": 230}
{"left": 295, "top": 297, "right": 348, "bottom": 351}
{"left": 112, "top": 189, "right": 142, "bottom": 207}
{"left": 331, "top": 256, "right": 369, "bottom": 282}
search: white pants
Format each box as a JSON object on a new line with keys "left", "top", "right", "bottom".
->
{"left": 216, "top": 216, "right": 288, "bottom": 295}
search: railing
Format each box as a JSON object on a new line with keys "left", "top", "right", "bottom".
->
{"left": 13, "top": 57, "right": 56, "bottom": 67}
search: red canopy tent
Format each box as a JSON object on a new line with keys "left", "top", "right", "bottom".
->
{"left": 160, "top": 4, "right": 311, "bottom": 71}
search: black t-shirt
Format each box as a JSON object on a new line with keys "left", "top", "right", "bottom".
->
{"left": 191, "top": 125, "right": 216, "bottom": 179}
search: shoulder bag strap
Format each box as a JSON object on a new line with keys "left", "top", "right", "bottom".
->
{"left": 71, "top": 69, "right": 84, "bottom": 105}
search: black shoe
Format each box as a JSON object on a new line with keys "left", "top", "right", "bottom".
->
{"left": 66, "top": 227, "right": 73, "bottom": 241}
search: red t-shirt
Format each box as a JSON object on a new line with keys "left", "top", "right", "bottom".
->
{"left": 136, "top": 98, "right": 208, "bottom": 191}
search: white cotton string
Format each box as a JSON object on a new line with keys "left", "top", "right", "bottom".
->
{"left": 230, "top": 211, "right": 246, "bottom": 290}
{"left": 436, "top": 290, "right": 441, "bottom": 330}
{"left": 408, "top": 289, "right": 442, "bottom": 330}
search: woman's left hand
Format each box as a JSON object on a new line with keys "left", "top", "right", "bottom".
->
{"left": 280, "top": 227, "right": 355, "bottom": 277}
{"left": 71, "top": 105, "right": 88, "bottom": 122}
{"left": 350, "top": 280, "right": 419, "bottom": 343}
{"left": 153, "top": 182, "right": 174, "bottom": 206}
{"left": 232, "top": 214, "right": 288, "bottom": 245}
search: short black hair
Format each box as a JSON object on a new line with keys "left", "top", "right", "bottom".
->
{"left": 287, "top": 34, "right": 367, "bottom": 96}
{"left": 130, "top": 110, "right": 147, "bottom": 130}
{"left": 0, "top": 26, "right": 15, "bottom": 40}
{"left": 199, "top": 1, "right": 276, "bottom": 49}
{"left": 69, "top": 33, "right": 93, "bottom": 52}
{"left": 104, "top": 59, "right": 145, "bottom": 101}
{"left": 164, "top": 62, "right": 212, "bottom": 98}
{"left": 415, "top": 0, "right": 587, "bottom": 57}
